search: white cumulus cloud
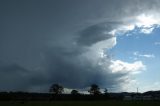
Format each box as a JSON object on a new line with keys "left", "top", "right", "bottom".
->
{"left": 109, "top": 60, "right": 146, "bottom": 74}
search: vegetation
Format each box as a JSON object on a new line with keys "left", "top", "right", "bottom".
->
{"left": 0, "top": 83, "right": 160, "bottom": 105}
{"left": 49, "top": 84, "right": 64, "bottom": 94}
{"left": 71, "top": 90, "right": 79, "bottom": 95}
{"left": 88, "top": 84, "right": 101, "bottom": 95}
{"left": 0, "top": 101, "right": 160, "bottom": 106}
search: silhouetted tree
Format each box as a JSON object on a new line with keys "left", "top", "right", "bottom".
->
{"left": 88, "top": 84, "right": 101, "bottom": 95}
{"left": 71, "top": 90, "right": 79, "bottom": 95}
{"left": 104, "top": 88, "right": 109, "bottom": 98}
{"left": 49, "top": 84, "right": 64, "bottom": 94}
{"left": 104, "top": 88, "right": 108, "bottom": 94}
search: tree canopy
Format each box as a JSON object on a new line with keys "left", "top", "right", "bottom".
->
{"left": 88, "top": 84, "right": 101, "bottom": 95}
{"left": 49, "top": 84, "right": 64, "bottom": 94}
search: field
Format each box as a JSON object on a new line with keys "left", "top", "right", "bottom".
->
{"left": 0, "top": 101, "right": 160, "bottom": 106}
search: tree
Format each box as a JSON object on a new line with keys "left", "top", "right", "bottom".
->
{"left": 104, "top": 88, "right": 108, "bottom": 95}
{"left": 71, "top": 90, "right": 79, "bottom": 95}
{"left": 104, "top": 88, "right": 109, "bottom": 98}
{"left": 49, "top": 84, "right": 64, "bottom": 94}
{"left": 88, "top": 84, "right": 101, "bottom": 95}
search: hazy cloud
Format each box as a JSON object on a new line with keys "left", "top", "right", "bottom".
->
{"left": 154, "top": 42, "right": 160, "bottom": 45}
{"left": 133, "top": 51, "right": 155, "bottom": 58}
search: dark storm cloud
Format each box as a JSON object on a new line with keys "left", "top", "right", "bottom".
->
{"left": 0, "top": 62, "right": 53, "bottom": 92}
{"left": 35, "top": 46, "right": 128, "bottom": 90}
{"left": 0, "top": 0, "right": 160, "bottom": 92}
{"left": 0, "top": 63, "right": 30, "bottom": 91}
{"left": 76, "top": 22, "right": 120, "bottom": 46}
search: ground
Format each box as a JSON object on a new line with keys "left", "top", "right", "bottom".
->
{"left": 0, "top": 101, "right": 160, "bottom": 106}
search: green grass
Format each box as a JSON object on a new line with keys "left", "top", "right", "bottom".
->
{"left": 0, "top": 101, "right": 160, "bottom": 106}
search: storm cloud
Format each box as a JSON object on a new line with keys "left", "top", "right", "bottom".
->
{"left": 0, "top": 0, "right": 160, "bottom": 92}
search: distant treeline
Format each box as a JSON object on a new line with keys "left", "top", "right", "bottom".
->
{"left": 0, "top": 91, "right": 160, "bottom": 101}
{"left": 0, "top": 92, "right": 122, "bottom": 101}
{"left": 0, "top": 83, "right": 160, "bottom": 101}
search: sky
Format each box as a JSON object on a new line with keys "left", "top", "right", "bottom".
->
{"left": 0, "top": 0, "right": 160, "bottom": 93}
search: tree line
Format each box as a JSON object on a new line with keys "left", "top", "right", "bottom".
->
{"left": 49, "top": 83, "right": 108, "bottom": 95}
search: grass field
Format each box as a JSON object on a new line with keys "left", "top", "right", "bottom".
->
{"left": 0, "top": 101, "right": 160, "bottom": 106}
